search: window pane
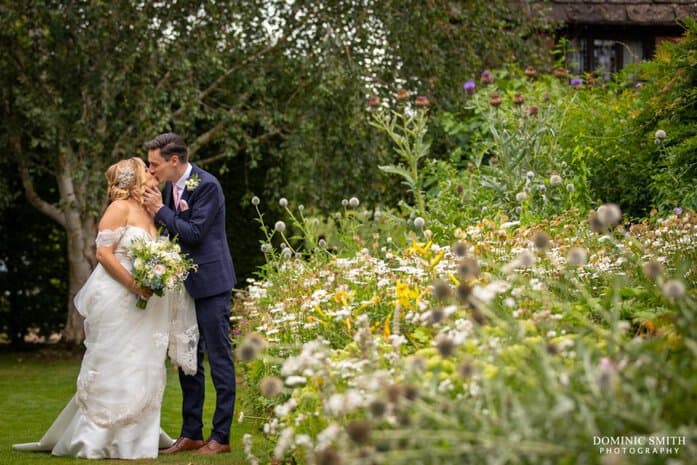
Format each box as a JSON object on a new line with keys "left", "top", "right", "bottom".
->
{"left": 622, "top": 40, "right": 643, "bottom": 67}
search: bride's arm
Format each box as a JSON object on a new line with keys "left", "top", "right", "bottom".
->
{"left": 95, "top": 201, "right": 152, "bottom": 300}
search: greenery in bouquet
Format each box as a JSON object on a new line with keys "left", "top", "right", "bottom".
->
{"left": 129, "top": 237, "right": 197, "bottom": 309}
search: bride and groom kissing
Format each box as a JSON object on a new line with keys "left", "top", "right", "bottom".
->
{"left": 13, "top": 133, "right": 237, "bottom": 459}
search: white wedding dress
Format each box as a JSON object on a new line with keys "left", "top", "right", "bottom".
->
{"left": 13, "top": 226, "right": 199, "bottom": 459}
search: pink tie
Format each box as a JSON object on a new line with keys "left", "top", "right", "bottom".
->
{"left": 173, "top": 185, "right": 181, "bottom": 209}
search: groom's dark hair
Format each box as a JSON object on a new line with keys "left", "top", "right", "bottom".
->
{"left": 144, "top": 132, "right": 189, "bottom": 163}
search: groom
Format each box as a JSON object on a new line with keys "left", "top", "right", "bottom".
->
{"left": 143, "top": 132, "right": 236, "bottom": 456}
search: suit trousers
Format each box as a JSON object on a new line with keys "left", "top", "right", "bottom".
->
{"left": 178, "top": 291, "right": 236, "bottom": 444}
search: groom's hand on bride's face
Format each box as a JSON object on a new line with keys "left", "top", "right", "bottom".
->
{"left": 143, "top": 187, "right": 164, "bottom": 216}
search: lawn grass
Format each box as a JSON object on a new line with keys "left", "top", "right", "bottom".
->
{"left": 0, "top": 347, "right": 269, "bottom": 465}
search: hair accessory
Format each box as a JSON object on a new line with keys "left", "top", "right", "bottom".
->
{"left": 116, "top": 165, "right": 136, "bottom": 188}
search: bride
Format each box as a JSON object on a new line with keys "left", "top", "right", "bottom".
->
{"left": 13, "top": 157, "right": 198, "bottom": 459}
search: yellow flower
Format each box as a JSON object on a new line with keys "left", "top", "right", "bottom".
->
{"left": 405, "top": 240, "right": 432, "bottom": 258}
{"left": 333, "top": 289, "right": 352, "bottom": 306}
{"left": 429, "top": 249, "right": 446, "bottom": 269}
{"left": 395, "top": 281, "right": 419, "bottom": 308}
{"left": 314, "top": 305, "right": 328, "bottom": 318}
{"left": 448, "top": 273, "right": 461, "bottom": 285}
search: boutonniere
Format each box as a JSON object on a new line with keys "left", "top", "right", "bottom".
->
{"left": 185, "top": 173, "right": 201, "bottom": 191}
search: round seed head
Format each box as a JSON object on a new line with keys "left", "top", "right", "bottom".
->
{"left": 457, "top": 361, "right": 475, "bottom": 379}
{"left": 453, "top": 241, "right": 468, "bottom": 257}
{"left": 431, "top": 280, "right": 451, "bottom": 300}
{"left": 597, "top": 203, "right": 622, "bottom": 227}
{"left": 346, "top": 420, "right": 372, "bottom": 445}
{"left": 385, "top": 384, "right": 404, "bottom": 404}
{"left": 458, "top": 257, "right": 480, "bottom": 279}
{"left": 546, "top": 342, "right": 559, "bottom": 355}
{"left": 455, "top": 282, "right": 473, "bottom": 303}
{"left": 259, "top": 376, "right": 284, "bottom": 398}
{"left": 368, "top": 399, "right": 387, "bottom": 418}
{"left": 533, "top": 231, "right": 551, "bottom": 250}
{"left": 661, "top": 279, "right": 686, "bottom": 300}
{"left": 566, "top": 247, "right": 587, "bottom": 266}
{"left": 430, "top": 307, "right": 446, "bottom": 324}
{"left": 403, "top": 384, "right": 419, "bottom": 401}
{"left": 435, "top": 334, "right": 456, "bottom": 357}
{"left": 643, "top": 261, "right": 663, "bottom": 280}
{"left": 316, "top": 448, "right": 342, "bottom": 465}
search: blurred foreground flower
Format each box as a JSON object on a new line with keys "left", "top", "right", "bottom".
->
{"left": 415, "top": 95, "right": 430, "bottom": 107}
{"left": 463, "top": 80, "right": 476, "bottom": 94}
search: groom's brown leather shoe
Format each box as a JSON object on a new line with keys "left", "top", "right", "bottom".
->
{"left": 160, "top": 437, "right": 205, "bottom": 454}
{"left": 196, "top": 439, "right": 230, "bottom": 455}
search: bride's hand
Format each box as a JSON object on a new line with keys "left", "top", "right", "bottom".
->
{"left": 130, "top": 281, "right": 153, "bottom": 300}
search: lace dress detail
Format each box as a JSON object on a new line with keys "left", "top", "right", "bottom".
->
{"left": 94, "top": 227, "right": 126, "bottom": 247}
{"left": 167, "top": 286, "right": 199, "bottom": 376}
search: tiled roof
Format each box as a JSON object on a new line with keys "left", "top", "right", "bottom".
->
{"left": 548, "top": 0, "right": 697, "bottom": 26}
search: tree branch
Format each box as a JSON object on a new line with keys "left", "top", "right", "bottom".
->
{"left": 17, "top": 157, "right": 66, "bottom": 228}
{"left": 196, "top": 128, "right": 283, "bottom": 167}
{"left": 172, "top": 38, "right": 288, "bottom": 120}
{"left": 188, "top": 92, "right": 253, "bottom": 156}
{"left": 111, "top": 70, "right": 172, "bottom": 157}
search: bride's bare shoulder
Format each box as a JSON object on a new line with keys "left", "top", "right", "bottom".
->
{"left": 99, "top": 200, "right": 130, "bottom": 230}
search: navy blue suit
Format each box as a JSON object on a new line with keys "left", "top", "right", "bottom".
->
{"left": 155, "top": 163, "right": 236, "bottom": 444}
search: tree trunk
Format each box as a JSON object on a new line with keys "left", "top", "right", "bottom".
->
{"left": 62, "top": 223, "right": 95, "bottom": 344}
{"left": 18, "top": 147, "right": 99, "bottom": 346}
{"left": 57, "top": 153, "right": 97, "bottom": 346}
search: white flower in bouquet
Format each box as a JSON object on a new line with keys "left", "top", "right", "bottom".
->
{"left": 153, "top": 264, "right": 166, "bottom": 276}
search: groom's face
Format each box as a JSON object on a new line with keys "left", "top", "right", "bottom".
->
{"left": 147, "top": 149, "right": 179, "bottom": 183}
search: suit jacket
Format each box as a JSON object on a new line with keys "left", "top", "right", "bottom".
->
{"left": 154, "top": 164, "right": 236, "bottom": 299}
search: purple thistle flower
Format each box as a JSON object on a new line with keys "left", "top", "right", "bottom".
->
{"left": 463, "top": 80, "right": 476, "bottom": 94}
{"left": 480, "top": 70, "right": 494, "bottom": 85}
{"left": 570, "top": 78, "right": 583, "bottom": 89}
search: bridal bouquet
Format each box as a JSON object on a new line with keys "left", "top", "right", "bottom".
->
{"left": 130, "top": 237, "right": 197, "bottom": 309}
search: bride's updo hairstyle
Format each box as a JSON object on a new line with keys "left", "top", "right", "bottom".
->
{"left": 105, "top": 157, "right": 147, "bottom": 202}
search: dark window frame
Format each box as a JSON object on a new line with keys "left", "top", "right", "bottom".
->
{"left": 558, "top": 23, "right": 683, "bottom": 74}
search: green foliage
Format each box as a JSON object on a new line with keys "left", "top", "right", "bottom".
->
{"left": 0, "top": 169, "right": 66, "bottom": 344}
{"left": 264, "top": 0, "right": 553, "bottom": 212}
{"left": 371, "top": 108, "right": 431, "bottom": 214}
{"left": 555, "top": 20, "right": 697, "bottom": 217}
{"left": 635, "top": 18, "right": 697, "bottom": 211}
{"left": 436, "top": 69, "right": 593, "bottom": 225}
